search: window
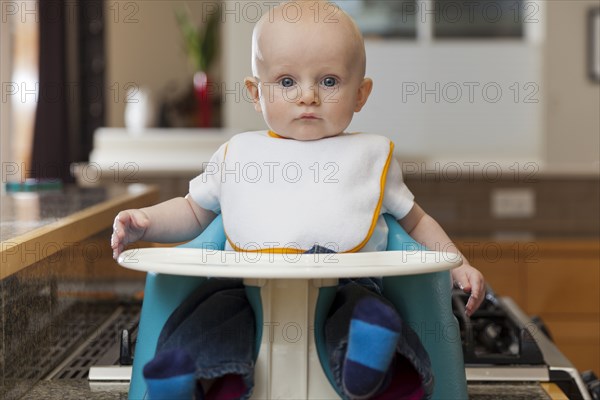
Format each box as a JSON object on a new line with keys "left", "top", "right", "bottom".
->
{"left": 333, "top": 0, "right": 531, "bottom": 39}
{"left": 434, "top": 0, "right": 525, "bottom": 38}
{"left": 0, "top": 1, "right": 39, "bottom": 184}
{"left": 334, "top": 0, "right": 417, "bottom": 38}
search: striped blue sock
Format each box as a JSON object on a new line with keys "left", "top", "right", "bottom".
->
{"left": 143, "top": 349, "right": 197, "bottom": 400}
{"left": 342, "top": 297, "right": 401, "bottom": 399}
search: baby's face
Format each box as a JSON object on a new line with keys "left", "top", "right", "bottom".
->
{"left": 246, "top": 4, "right": 371, "bottom": 141}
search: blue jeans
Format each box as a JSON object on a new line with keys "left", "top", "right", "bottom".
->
{"left": 326, "top": 279, "right": 434, "bottom": 399}
{"left": 155, "top": 272, "right": 433, "bottom": 399}
{"left": 156, "top": 278, "right": 255, "bottom": 399}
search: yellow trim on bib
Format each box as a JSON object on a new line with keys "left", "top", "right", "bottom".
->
{"left": 223, "top": 142, "right": 229, "bottom": 159}
{"left": 226, "top": 236, "right": 307, "bottom": 254}
{"left": 345, "top": 140, "right": 394, "bottom": 253}
{"left": 268, "top": 130, "right": 287, "bottom": 139}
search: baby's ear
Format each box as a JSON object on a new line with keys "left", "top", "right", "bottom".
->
{"left": 244, "top": 77, "right": 262, "bottom": 113}
{"left": 354, "top": 78, "right": 373, "bottom": 112}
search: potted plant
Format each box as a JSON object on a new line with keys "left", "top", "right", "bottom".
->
{"left": 175, "top": 5, "right": 220, "bottom": 127}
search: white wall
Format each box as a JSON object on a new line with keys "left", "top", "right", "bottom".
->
{"left": 350, "top": 41, "right": 543, "bottom": 162}
{"left": 222, "top": 2, "right": 265, "bottom": 132}
{"left": 544, "top": 1, "right": 600, "bottom": 173}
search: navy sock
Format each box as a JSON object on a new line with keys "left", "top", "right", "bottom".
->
{"left": 143, "top": 348, "right": 197, "bottom": 400}
{"left": 342, "top": 297, "right": 401, "bottom": 399}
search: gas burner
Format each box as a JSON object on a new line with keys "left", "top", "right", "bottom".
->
{"left": 452, "top": 288, "right": 544, "bottom": 365}
{"left": 452, "top": 287, "right": 592, "bottom": 399}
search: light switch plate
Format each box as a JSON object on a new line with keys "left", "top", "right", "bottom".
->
{"left": 491, "top": 188, "right": 536, "bottom": 218}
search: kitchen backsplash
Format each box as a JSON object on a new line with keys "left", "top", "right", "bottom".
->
{"left": 404, "top": 173, "right": 599, "bottom": 238}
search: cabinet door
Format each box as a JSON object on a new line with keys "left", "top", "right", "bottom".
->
{"left": 456, "top": 240, "right": 525, "bottom": 306}
{"left": 525, "top": 255, "right": 599, "bottom": 315}
{"left": 525, "top": 243, "right": 600, "bottom": 375}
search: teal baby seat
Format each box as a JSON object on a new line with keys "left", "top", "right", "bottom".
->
{"left": 127, "top": 214, "right": 467, "bottom": 399}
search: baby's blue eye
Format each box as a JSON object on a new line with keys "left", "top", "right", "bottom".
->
{"left": 322, "top": 77, "right": 337, "bottom": 87}
{"left": 280, "top": 77, "right": 295, "bottom": 88}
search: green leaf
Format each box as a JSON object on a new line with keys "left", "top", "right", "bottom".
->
{"left": 174, "top": 5, "right": 220, "bottom": 72}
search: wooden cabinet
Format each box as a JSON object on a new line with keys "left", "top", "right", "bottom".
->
{"left": 456, "top": 239, "right": 600, "bottom": 375}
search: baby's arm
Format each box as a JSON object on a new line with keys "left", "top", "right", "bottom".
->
{"left": 399, "top": 203, "right": 485, "bottom": 317}
{"left": 111, "top": 195, "right": 216, "bottom": 259}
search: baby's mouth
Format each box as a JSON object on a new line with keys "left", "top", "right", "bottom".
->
{"left": 297, "top": 113, "right": 321, "bottom": 120}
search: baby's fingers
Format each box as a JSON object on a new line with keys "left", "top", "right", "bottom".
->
{"left": 453, "top": 266, "right": 485, "bottom": 317}
{"left": 111, "top": 213, "right": 131, "bottom": 259}
{"left": 111, "top": 229, "right": 124, "bottom": 259}
{"left": 465, "top": 272, "right": 485, "bottom": 317}
{"left": 465, "top": 293, "right": 480, "bottom": 318}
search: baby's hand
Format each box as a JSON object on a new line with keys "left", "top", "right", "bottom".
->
{"left": 451, "top": 264, "right": 485, "bottom": 317}
{"left": 111, "top": 209, "right": 150, "bottom": 260}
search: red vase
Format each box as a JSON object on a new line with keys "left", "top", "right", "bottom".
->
{"left": 193, "top": 71, "right": 212, "bottom": 127}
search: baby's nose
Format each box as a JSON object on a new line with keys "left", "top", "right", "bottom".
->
{"left": 297, "top": 84, "right": 320, "bottom": 106}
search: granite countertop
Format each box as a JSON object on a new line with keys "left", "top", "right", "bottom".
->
{"left": 0, "top": 185, "right": 154, "bottom": 242}
{"left": 0, "top": 183, "right": 159, "bottom": 280}
{"left": 21, "top": 380, "right": 127, "bottom": 400}
{"left": 21, "top": 381, "right": 559, "bottom": 399}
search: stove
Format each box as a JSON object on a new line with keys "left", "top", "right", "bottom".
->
{"left": 452, "top": 287, "right": 593, "bottom": 399}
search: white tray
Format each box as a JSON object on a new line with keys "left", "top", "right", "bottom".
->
{"left": 118, "top": 248, "right": 461, "bottom": 279}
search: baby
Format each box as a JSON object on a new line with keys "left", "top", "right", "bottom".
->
{"left": 112, "top": 2, "right": 484, "bottom": 399}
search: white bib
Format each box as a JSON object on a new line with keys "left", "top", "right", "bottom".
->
{"left": 220, "top": 131, "right": 394, "bottom": 253}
